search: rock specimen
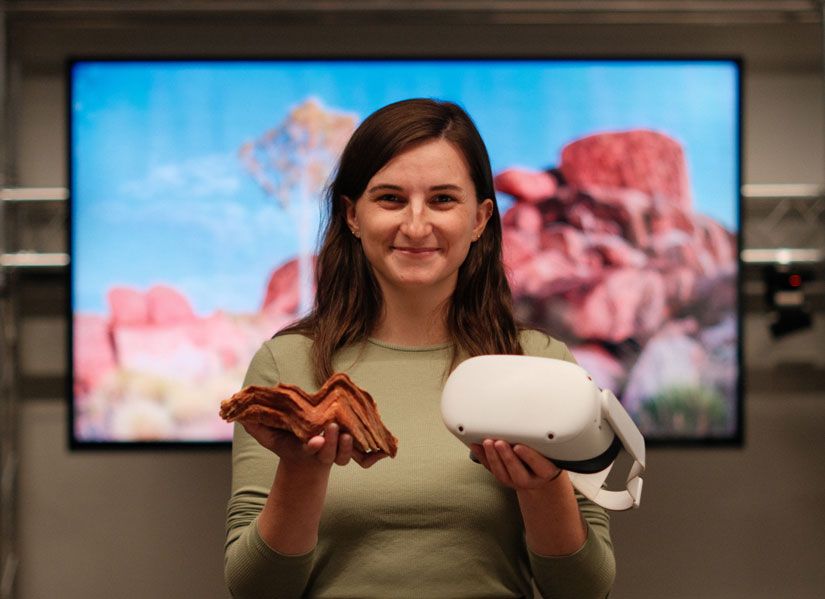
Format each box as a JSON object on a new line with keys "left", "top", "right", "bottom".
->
{"left": 220, "top": 373, "right": 398, "bottom": 457}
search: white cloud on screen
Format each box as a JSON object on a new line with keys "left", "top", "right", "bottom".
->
{"left": 120, "top": 153, "right": 242, "bottom": 199}
{"left": 112, "top": 152, "right": 313, "bottom": 253}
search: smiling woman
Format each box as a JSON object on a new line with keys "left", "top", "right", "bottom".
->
{"left": 343, "top": 138, "right": 493, "bottom": 336}
{"left": 281, "top": 98, "right": 527, "bottom": 381}
{"left": 224, "top": 99, "right": 616, "bottom": 599}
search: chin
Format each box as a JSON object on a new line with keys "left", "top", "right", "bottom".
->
{"left": 392, "top": 271, "right": 455, "bottom": 291}
{"left": 395, "top": 275, "right": 439, "bottom": 288}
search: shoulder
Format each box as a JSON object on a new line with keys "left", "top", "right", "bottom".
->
{"left": 265, "top": 331, "right": 314, "bottom": 356}
{"left": 518, "top": 329, "right": 577, "bottom": 363}
{"left": 242, "top": 333, "right": 314, "bottom": 387}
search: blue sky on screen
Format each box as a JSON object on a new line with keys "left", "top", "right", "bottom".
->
{"left": 72, "top": 60, "right": 739, "bottom": 315}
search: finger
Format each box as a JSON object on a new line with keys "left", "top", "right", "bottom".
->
{"left": 483, "top": 439, "right": 513, "bottom": 486}
{"left": 334, "top": 433, "right": 354, "bottom": 466}
{"left": 353, "top": 450, "right": 387, "bottom": 469}
{"left": 305, "top": 433, "right": 326, "bottom": 455}
{"left": 242, "top": 422, "right": 287, "bottom": 452}
{"left": 469, "top": 443, "right": 490, "bottom": 469}
{"left": 513, "top": 444, "right": 561, "bottom": 481}
{"left": 494, "top": 440, "right": 536, "bottom": 487}
{"left": 314, "top": 422, "right": 339, "bottom": 464}
{"left": 242, "top": 421, "right": 277, "bottom": 443}
{"left": 241, "top": 421, "right": 262, "bottom": 436}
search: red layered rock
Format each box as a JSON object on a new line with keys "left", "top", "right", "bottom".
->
{"left": 146, "top": 285, "right": 197, "bottom": 325}
{"left": 108, "top": 287, "right": 149, "bottom": 326}
{"left": 108, "top": 284, "right": 196, "bottom": 327}
{"left": 568, "top": 268, "right": 668, "bottom": 343}
{"left": 495, "top": 129, "right": 737, "bottom": 423}
{"left": 560, "top": 130, "right": 692, "bottom": 211}
{"left": 497, "top": 129, "right": 735, "bottom": 345}
{"left": 261, "top": 257, "right": 317, "bottom": 315}
{"left": 74, "top": 272, "right": 310, "bottom": 440}
{"left": 220, "top": 372, "right": 398, "bottom": 457}
{"left": 495, "top": 168, "right": 558, "bottom": 203}
{"left": 73, "top": 313, "right": 117, "bottom": 396}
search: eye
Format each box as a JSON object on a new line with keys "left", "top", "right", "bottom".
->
{"left": 431, "top": 194, "right": 457, "bottom": 206}
{"left": 377, "top": 194, "right": 404, "bottom": 204}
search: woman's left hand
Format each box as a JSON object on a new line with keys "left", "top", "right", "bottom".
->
{"left": 470, "top": 439, "right": 563, "bottom": 491}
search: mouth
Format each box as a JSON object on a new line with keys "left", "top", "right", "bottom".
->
{"left": 392, "top": 246, "right": 440, "bottom": 256}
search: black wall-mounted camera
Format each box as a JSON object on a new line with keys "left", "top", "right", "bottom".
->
{"left": 763, "top": 264, "right": 814, "bottom": 338}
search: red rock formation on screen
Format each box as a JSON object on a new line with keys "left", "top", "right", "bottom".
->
{"left": 73, "top": 313, "right": 117, "bottom": 397}
{"left": 73, "top": 278, "right": 301, "bottom": 441}
{"left": 261, "top": 256, "right": 318, "bottom": 316}
{"left": 559, "top": 129, "right": 692, "bottom": 211}
{"left": 497, "top": 129, "right": 737, "bottom": 434}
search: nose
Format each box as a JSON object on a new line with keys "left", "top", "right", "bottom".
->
{"left": 399, "top": 200, "right": 432, "bottom": 239}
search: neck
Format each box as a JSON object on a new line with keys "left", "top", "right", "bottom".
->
{"left": 372, "top": 287, "right": 452, "bottom": 347}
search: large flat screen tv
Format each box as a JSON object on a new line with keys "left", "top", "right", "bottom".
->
{"left": 69, "top": 58, "right": 741, "bottom": 447}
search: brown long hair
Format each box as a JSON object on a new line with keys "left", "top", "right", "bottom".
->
{"left": 279, "top": 98, "right": 522, "bottom": 383}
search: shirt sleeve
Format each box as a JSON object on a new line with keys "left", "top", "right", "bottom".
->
{"left": 520, "top": 330, "right": 617, "bottom": 598}
{"left": 223, "top": 342, "right": 316, "bottom": 599}
{"left": 528, "top": 497, "right": 616, "bottom": 599}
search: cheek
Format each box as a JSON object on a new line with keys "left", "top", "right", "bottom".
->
{"left": 359, "top": 210, "right": 398, "bottom": 238}
{"left": 443, "top": 215, "right": 478, "bottom": 244}
{"left": 359, "top": 225, "right": 394, "bottom": 266}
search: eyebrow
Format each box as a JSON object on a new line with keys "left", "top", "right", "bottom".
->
{"left": 366, "top": 183, "right": 463, "bottom": 194}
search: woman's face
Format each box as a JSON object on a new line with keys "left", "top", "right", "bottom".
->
{"left": 345, "top": 138, "right": 493, "bottom": 300}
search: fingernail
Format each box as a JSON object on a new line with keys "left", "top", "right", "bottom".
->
{"left": 469, "top": 451, "right": 481, "bottom": 464}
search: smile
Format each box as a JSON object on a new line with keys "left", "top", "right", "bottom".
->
{"left": 392, "top": 247, "right": 440, "bottom": 256}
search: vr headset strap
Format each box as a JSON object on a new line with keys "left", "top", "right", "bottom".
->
{"left": 568, "top": 390, "right": 646, "bottom": 511}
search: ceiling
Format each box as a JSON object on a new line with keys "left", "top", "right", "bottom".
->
{"left": 2, "top": 0, "right": 823, "bottom": 72}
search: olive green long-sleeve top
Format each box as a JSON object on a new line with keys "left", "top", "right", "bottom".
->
{"left": 225, "top": 331, "right": 615, "bottom": 598}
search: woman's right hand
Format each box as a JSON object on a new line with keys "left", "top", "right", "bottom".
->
{"left": 248, "top": 421, "right": 386, "bottom": 555}
{"left": 243, "top": 421, "right": 388, "bottom": 469}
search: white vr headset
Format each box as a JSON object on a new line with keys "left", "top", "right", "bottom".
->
{"left": 441, "top": 355, "right": 645, "bottom": 511}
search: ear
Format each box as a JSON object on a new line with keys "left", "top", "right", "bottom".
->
{"left": 342, "top": 196, "right": 359, "bottom": 237}
{"left": 473, "top": 198, "right": 494, "bottom": 240}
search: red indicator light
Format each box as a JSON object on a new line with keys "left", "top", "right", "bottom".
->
{"left": 789, "top": 274, "right": 802, "bottom": 287}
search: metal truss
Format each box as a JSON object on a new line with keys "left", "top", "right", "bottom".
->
{"left": 0, "top": 186, "right": 67, "bottom": 599}
{"left": 741, "top": 184, "right": 825, "bottom": 265}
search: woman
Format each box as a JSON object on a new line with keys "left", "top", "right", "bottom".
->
{"left": 225, "top": 99, "right": 615, "bottom": 598}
